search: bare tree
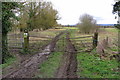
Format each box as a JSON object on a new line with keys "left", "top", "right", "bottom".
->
{"left": 78, "top": 14, "right": 97, "bottom": 34}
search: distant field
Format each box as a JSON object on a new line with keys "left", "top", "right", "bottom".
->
{"left": 103, "top": 28, "right": 118, "bottom": 32}
{"left": 61, "top": 27, "right": 78, "bottom": 30}
{"left": 7, "top": 27, "right": 118, "bottom": 56}
{"left": 98, "top": 28, "right": 118, "bottom": 47}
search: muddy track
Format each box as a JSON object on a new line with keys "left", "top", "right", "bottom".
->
{"left": 3, "top": 32, "right": 64, "bottom": 78}
{"left": 56, "top": 32, "right": 77, "bottom": 78}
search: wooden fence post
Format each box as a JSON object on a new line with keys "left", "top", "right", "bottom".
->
{"left": 93, "top": 32, "right": 98, "bottom": 48}
{"left": 23, "top": 30, "right": 29, "bottom": 52}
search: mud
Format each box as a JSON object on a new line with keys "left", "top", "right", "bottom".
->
{"left": 3, "top": 32, "right": 64, "bottom": 78}
{"left": 55, "top": 32, "right": 77, "bottom": 78}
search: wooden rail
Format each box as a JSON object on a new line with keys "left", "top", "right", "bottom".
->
{"left": 70, "top": 36, "right": 93, "bottom": 39}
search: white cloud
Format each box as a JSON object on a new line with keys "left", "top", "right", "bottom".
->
{"left": 46, "top": 0, "right": 117, "bottom": 25}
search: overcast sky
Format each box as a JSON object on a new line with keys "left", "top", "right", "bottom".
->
{"left": 45, "top": 0, "right": 117, "bottom": 25}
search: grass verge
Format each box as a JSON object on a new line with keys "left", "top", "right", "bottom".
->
{"left": 0, "top": 56, "right": 16, "bottom": 69}
{"left": 35, "top": 34, "right": 66, "bottom": 78}
{"left": 36, "top": 52, "right": 63, "bottom": 78}
{"left": 77, "top": 52, "right": 120, "bottom": 78}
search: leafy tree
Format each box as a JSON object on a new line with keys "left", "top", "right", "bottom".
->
{"left": 17, "top": 1, "right": 59, "bottom": 31}
{"left": 113, "top": 1, "right": 120, "bottom": 16}
{"left": 113, "top": 1, "right": 120, "bottom": 57}
{"left": 36, "top": 1, "right": 58, "bottom": 30}
{"left": 17, "top": 4, "right": 29, "bottom": 31}
{"left": 113, "top": 1, "right": 120, "bottom": 29}
{"left": 2, "top": 2, "right": 19, "bottom": 63}
{"left": 78, "top": 14, "right": 97, "bottom": 34}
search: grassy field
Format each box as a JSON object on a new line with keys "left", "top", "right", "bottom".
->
{"left": 104, "top": 28, "right": 119, "bottom": 32}
{"left": 2, "top": 27, "right": 119, "bottom": 78}
{"left": 60, "top": 27, "right": 119, "bottom": 78}
{"left": 67, "top": 27, "right": 119, "bottom": 78}
{"left": 8, "top": 28, "right": 64, "bottom": 47}
{"left": 77, "top": 51, "right": 119, "bottom": 78}
{"left": 98, "top": 28, "right": 118, "bottom": 51}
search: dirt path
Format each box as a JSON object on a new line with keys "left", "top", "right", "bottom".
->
{"left": 55, "top": 32, "right": 77, "bottom": 78}
{"left": 3, "top": 32, "right": 64, "bottom": 78}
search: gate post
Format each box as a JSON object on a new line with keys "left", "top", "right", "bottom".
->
{"left": 93, "top": 32, "right": 98, "bottom": 48}
{"left": 23, "top": 29, "right": 29, "bottom": 53}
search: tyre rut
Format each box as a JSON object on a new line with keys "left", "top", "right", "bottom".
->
{"left": 55, "top": 32, "right": 77, "bottom": 78}
{"left": 3, "top": 32, "right": 64, "bottom": 78}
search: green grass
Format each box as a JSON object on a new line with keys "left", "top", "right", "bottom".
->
{"left": 36, "top": 52, "right": 63, "bottom": 78}
{"left": 29, "top": 30, "right": 58, "bottom": 38}
{"left": 61, "top": 27, "right": 78, "bottom": 30}
{"left": 0, "top": 57, "right": 16, "bottom": 69}
{"left": 110, "top": 47, "right": 118, "bottom": 52}
{"left": 8, "top": 29, "right": 60, "bottom": 48}
{"left": 35, "top": 34, "right": 66, "bottom": 78}
{"left": 67, "top": 29, "right": 119, "bottom": 78}
{"left": 77, "top": 52, "right": 120, "bottom": 78}
{"left": 104, "top": 28, "right": 118, "bottom": 32}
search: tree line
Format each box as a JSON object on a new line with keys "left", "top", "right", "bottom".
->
{"left": 12, "top": 1, "right": 59, "bottom": 31}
